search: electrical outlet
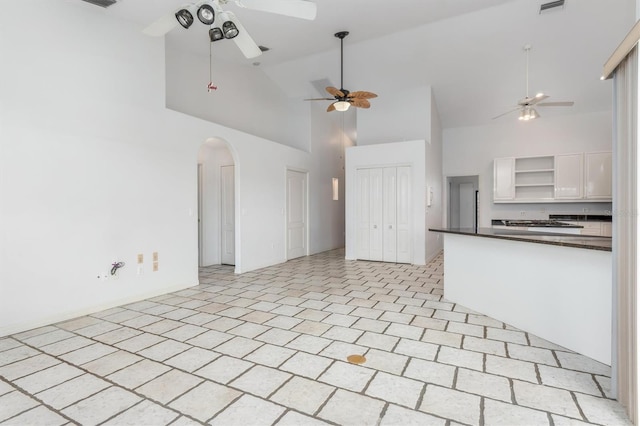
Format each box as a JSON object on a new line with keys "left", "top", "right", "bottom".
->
{"left": 137, "top": 254, "right": 144, "bottom": 264}
{"left": 520, "top": 211, "right": 526, "bottom": 216}
{"left": 96, "top": 273, "right": 108, "bottom": 281}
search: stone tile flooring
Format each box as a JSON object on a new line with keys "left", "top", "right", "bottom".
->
{"left": 0, "top": 249, "right": 632, "bottom": 425}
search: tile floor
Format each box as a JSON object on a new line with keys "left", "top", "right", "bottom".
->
{"left": 0, "top": 249, "right": 632, "bottom": 425}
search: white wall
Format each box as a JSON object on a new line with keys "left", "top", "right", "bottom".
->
{"left": 426, "top": 91, "right": 444, "bottom": 261}
{"left": 198, "top": 141, "right": 234, "bottom": 266}
{"left": 443, "top": 111, "right": 613, "bottom": 226}
{"left": 166, "top": 45, "right": 309, "bottom": 152}
{"left": 357, "top": 86, "right": 431, "bottom": 146}
{"left": 308, "top": 103, "right": 356, "bottom": 253}
{"left": 0, "top": 0, "right": 345, "bottom": 337}
{"left": 345, "top": 140, "right": 427, "bottom": 265}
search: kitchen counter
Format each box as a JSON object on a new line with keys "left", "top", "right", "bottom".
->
{"left": 433, "top": 228, "right": 612, "bottom": 364}
{"left": 431, "top": 227, "right": 612, "bottom": 252}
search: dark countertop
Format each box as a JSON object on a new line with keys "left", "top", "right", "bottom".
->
{"left": 491, "top": 219, "right": 582, "bottom": 228}
{"left": 430, "top": 227, "right": 612, "bottom": 252}
{"left": 549, "top": 214, "right": 612, "bottom": 222}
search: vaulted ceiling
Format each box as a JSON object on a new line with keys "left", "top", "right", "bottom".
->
{"left": 103, "top": 0, "right": 634, "bottom": 128}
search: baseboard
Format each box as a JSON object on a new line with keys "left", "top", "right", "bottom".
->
{"left": 0, "top": 281, "right": 199, "bottom": 338}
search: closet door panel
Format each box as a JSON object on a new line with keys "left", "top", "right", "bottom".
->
{"left": 356, "top": 169, "right": 371, "bottom": 260}
{"left": 383, "top": 167, "right": 397, "bottom": 262}
{"left": 369, "top": 168, "right": 384, "bottom": 261}
{"left": 396, "top": 166, "right": 412, "bottom": 263}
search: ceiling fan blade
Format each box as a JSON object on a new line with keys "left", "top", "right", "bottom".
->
{"left": 326, "top": 87, "right": 344, "bottom": 98}
{"left": 235, "top": 0, "right": 317, "bottom": 20}
{"left": 351, "top": 99, "right": 371, "bottom": 109}
{"left": 538, "top": 101, "right": 575, "bottom": 107}
{"left": 304, "top": 98, "right": 335, "bottom": 101}
{"left": 142, "top": 10, "right": 179, "bottom": 36}
{"left": 348, "top": 91, "right": 378, "bottom": 99}
{"left": 327, "top": 103, "right": 336, "bottom": 112}
{"left": 226, "top": 12, "right": 262, "bottom": 59}
{"left": 492, "top": 107, "right": 521, "bottom": 120}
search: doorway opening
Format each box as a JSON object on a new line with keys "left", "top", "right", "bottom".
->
{"left": 197, "top": 139, "right": 237, "bottom": 268}
{"left": 447, "top": 176, "right": 479, "bottom": 229}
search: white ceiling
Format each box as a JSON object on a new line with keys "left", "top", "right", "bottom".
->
{"left": 102, "top": 0, "right": 635, "bottom": 128}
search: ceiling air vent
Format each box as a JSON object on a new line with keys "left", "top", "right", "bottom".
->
{"left": 539, "top": 0, "right": 565, "bottom": 14}
{"left": 81, "top": 0, "right": 117, "bottom": 8}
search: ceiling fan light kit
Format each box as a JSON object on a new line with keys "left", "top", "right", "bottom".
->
{"left": 209, "top": 27, "right": 224, "bottom": 42}
{"left": 197, "top": 4, "right": 216, "bottom": 25}
{"left": 144, "top": 0, "right": 317, "bottom": 59}
{"left": 175, "top": 8, "right": 195, "bottom": 29}
{"left": 333, "top": 101, "right": 351, "bottom": 112}
{"left": 222, "top": 18, "right": 239, "bottom": 39}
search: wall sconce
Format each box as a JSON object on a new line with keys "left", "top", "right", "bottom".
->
{"left": 332, "top": 178, "right": 339, "bottom": 200}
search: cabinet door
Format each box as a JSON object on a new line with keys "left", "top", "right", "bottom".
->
{"left": 585, "top": 152, "right": 612, "bottom": 199}
{"left": 555, "top": 154, "right": 583, "bottom": 199}
{"left": 493, "top": 157, "right": 515, "bottom": 201}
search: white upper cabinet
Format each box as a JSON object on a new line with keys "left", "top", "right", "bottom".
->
{"left": 493, "top": 151, "right": 611, "bottom": 203}
{"left": 555, "top": 154, "right": 584, "bottom": 199}
{"left": 585, "top": 152, "right": 612, "bottom": 199}
{"left": 493, "top": 157, "right": 515, "bottom": 200}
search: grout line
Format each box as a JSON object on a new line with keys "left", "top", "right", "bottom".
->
{"left": 570, "top": 391, "right": 589, "bottom": 422}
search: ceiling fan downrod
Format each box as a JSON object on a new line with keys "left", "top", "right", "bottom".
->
{"left": 335, "top": 31, "right": 349, "bottom": 94}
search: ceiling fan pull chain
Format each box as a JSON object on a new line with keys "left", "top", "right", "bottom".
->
{"left": 208, "top": 40, "right": 217, "bottom": 92}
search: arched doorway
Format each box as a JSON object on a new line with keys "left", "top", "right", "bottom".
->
{"left": 197, "top": 138, "right": 238, "bottom": 269}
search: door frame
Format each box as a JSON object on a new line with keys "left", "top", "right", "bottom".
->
{"left": 445, "top": 175, "right": 480, "bottom": 229}
{"left": 285, "top": 167, "right": 309, "bottom": 260}
{"left": 220, "top": 165, "right": 235, "bottom": 266}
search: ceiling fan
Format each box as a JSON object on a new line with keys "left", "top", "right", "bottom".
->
{"left": 142, "top": 0, "right": 317, "bottom": 59}
{"left": 493, "top": 44, "right": 574, "bottom": 121}
{"left": 305, "top": 31, "right": 377, "bottom": 112}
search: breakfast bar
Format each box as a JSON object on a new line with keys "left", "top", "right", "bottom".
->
{"left": 430, "top": 227, "right": 612, "bottom": 364}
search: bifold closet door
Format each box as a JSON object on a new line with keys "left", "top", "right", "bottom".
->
{"left": 356, "top": 168, "right": 383, "bottom": 261}
{"left": 383, "top": 168, "right": 397, "bottom": 262}
{"left": 395, "top": 166, "right": 411, "bottom": 263}
{"left": 356, "top": 166, "right": 411, "bottom": 263}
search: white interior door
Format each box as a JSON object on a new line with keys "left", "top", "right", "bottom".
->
{"left": 287, "top": 169, "right": 307, "bottom": 260}
{"left": 395, "top": 166, "right": 412, "bottom": 263}
{"left": 220, "top": 165, "right": 235, "bottom": 265}
{"left": 383, "top": 167, "right": 397, "bottom": 262}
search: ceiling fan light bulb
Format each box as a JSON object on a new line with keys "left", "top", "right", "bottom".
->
{"left": 530, "top": 108, "right": 539, "bottom": 119}
{"left": 209, "top": 27, "right": 224, "bottom": 42}
{"left": 197, "top": 4, "right": 215, "bottom": 25}
{"left": 535, "top": 92, "right": 545, "bottom": 98}
{"left": 334, "top": 101, "right": 350, "bottom": 112}
{"left": 175, "top": 9, "right": 194, "bottom": 29}
{"left": 222, "top": 20, "right": 239, "bottom": 39}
